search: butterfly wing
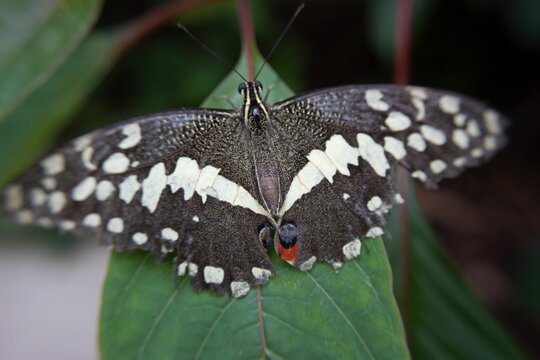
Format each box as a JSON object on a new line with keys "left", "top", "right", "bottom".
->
{"left": 1, "top": 109, "right": 273, "bottom": 297}
{"left": 270, "top": 85, "right": 507, "bottom": 268}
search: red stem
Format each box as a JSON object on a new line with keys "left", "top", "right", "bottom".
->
{"left": 117, "top": 0, "right": 223, "bottom": 56}
{"left": 394, "top": 0, "right": 414, "bottom": 345}
{"left": 236, "top": 0, "right": 255, "bottom": 81}
{"left": 394, "top": 0, "right": 414, "bottom": 85}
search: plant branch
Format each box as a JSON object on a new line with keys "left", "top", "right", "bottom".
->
{"left": 394, "top": 0, "right": 414, "bottom": 346}
{"left": 236, "top": 0, "right": 255, "bottom": 80}
{"left": 117, "top": 0, "right": 223, "bottom": 56}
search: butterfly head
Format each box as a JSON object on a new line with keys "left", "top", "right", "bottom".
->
{"left": 239, "top": 81, "right": 268, "bottom": 127}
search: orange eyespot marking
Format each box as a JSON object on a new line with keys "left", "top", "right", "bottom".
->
{"left": 278, "top": 242, "right": 298, "bottom": 265}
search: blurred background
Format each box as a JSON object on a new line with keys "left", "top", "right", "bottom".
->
{"left": 0, "top": 0, "right": 539, "bottom": 358}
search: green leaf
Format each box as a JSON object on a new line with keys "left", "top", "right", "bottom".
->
{"left": 0, "top": 31, "right": 123, "bottom": 189}
{"left": 100, "top": 52, "right": 409, "bottom": 359}
{"left": 387, "top": 185, "right": 526, "bottom": 359}
{"left": 0, "top": 0, "right": 102, "bottom": 122}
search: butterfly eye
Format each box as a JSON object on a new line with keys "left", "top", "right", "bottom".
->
{"left": 257, "top": 224, "right": 273, "bottom": 249}
{"left": 254, "top": 80, "right": 263, "bottom": 91}
{"left": 238, "top": 83, "right": 247, "bottom": 94}
{"left": 278, "top": 222, "right": 297, "bottom": 249}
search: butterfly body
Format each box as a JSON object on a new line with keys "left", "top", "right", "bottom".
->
{"left": 1, "top": 81, "right": 507, "bottom": 297}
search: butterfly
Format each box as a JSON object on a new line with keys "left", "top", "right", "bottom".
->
{"left": 1, "top": 80, "right": 507, "bottom": 297}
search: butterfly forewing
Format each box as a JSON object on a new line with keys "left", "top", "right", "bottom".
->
{"left": 1, "top": 83, "right": 507, "bottom": 297}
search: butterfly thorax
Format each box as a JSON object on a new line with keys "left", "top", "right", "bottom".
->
{"left": 240, "top": 81, "right": 282, "bottom": 216}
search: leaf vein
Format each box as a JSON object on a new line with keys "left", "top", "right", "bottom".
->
{"left": 306, "top": 272, "right": 375, "bottom": 360}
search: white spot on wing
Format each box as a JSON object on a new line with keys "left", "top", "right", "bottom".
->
{"left": 96, "top": 180, "right": 115, "bottom": 201}
{"left": 466, "top": 120, "right": 481, "bottom": 137}
{"left": 168, "top": 157, "right": 200, "bottom": 200}
{"left": 102, "top": 152, "right": 130, "bottom": 174}
{"left": 357, "top": 133, "right": 390, "bottom": 177}
{"left": 411, "top": 97, "right": 426, "bottom": 120}
{"left": 30, "top": 188, "right": 47, "bottom": 207}
{"left": 72, "top": 177, "right": 97, "bottom": 201}
{"left": 420, "top": 125, "right": 447, "bottom": 145}
{"left": 252, "top": 267, "right": 272, "bottom": 282}
{"left": 167, "top": 156, "right": 268, "bottom": 216}
{"left": 394, "top": 193, "right": 404, "bottom": 204}
{"left": 37, "top": 217, "right": 53, "bottom": 228}
{"left": 439, "top": 95, "right": 460, "bottom": 114}
{"left": 59, "top": 220, "right": 76, "bottom": 231}
{"left": 107, "top": 218, "right": 124, "bottom": 233}
{"left": 192, "top": 215, "right": 200, "bottom": 223}
{"left": 343, "top": 239, "right": 361, "bottom": 260}
{"left": 406, "top": 86, "right": 428, "bottom": 100}
{"left": 280, "top": 162, "right": 324, "bottom": 215}
{"left": 385, "top": 111, "right": 411, "bottom": 131}
{"left": 161, "top": 228, "right": 179, "bottom": 241}
{"left": 483, "top": 136, "right": 497, "bottom": 151}
{"left": 454, "top": 113, "right": 467, "bottom": 127}
{"left": 194, "top": 165, "right": 220, "bottom": 203}
{"left": 188, "top": 263, "right": 198, "bottom": 276}
{"left": 48, "top": 191, "right": 67, "bottom": 214}
{"left": 41, "top": 154, "right": 65, "bottom": 176}
{"left": 132, "top": 232, "right": 148, "bottom": 245}
{"left": 141, "top": 162, "right": 167, "bottom": 213}
{"left": 299, "top": 256, "right": 316, "bottom": 271}
{"left": 452, "top": 129, "right": 470, "bottom": 149}
{"left": 82, "top": 213, "right": 101, "bottom": 227}
{"left": 230, "top": 281, "right": 250, "bottom": 298}
{"left": 177, "top": 262, "right": 188, "bottom": 276}
{"left": 16, "top": 210, "right": 33, "bottom": 224}
{"left": 383, "top": 137, "right": 406, "bottom": 160}
{"left": 41, "top": 177, "right": 57, "bottom": 191}
{"left": 412, "top": 170, "right": 427, "bottom": 182}
{"left": 204, "top": 266, "right": 224, "bottom": 284}
{"left": 205, "top": 175, "right": 267, "bottom": 215}
{"left": 324, "top": 135, "right": 359, "bottom": 176}
{"left": 118, "top": 123, "right": 142, "bottom": 149}
{"left": 119, "top": 175, "right": 141, "bottom": 204}
{"left": 453, "top": 157, "right": 467, "bottom": 167}
{"left": 366, "top": 227, "right": 384, "bottom": 237}
{"left": 306, "top": 149, "right": 337, "bottom": 182}
{"left": 367, "top": 196, "right": 383, "bottom": 212}
{"left": 483, "top": 110, "right": 502, "bottom": 135}
{"left": 342, "top": 193, "right": 350, "bottom": 201}
{"left": 365, "top": 89, "right": 390, "bottom": 111}
{"left": 81, "top": 147, "right": 97, "bottom": 170}
{"left": 74, "top": 135, "right": 92, "bottom": 152}
{"left": 4, "top": 184, "right": 23, "bottom": 211}
{"left": 430, "top": 159, "right": 447, "bottom": 174}
{"left": 407, "top": 133, "right": 427, "bottom": 152}
{"left": 471, "top": 148, "right": 484, "bottom": 158}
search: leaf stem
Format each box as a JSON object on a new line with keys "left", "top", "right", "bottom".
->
{"left": 236, "top": 0, "right": 255, "bottom": 81}
{"left": 257, "top": 285, "right": 268, "bottom": 360}
{"left": 394, "top": 0, "right": 414, "bottom": 347}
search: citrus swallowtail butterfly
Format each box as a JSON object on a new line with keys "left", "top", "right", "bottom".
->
{"left": 1, "top": 81, "right": 507, "bottom": 297}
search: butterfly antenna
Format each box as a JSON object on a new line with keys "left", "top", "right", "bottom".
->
{"left": 178, "top": 23, "right": 247, "bottom": 82}
{"left": 254, "top": 3, "right": 305, "bottom": 80}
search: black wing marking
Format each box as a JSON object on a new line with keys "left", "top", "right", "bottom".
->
{"left": 1, "top": 109, "right": 273, "bottom": 297}
{"left": 270, "top": 84, "right": 507, "bottom": 268}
